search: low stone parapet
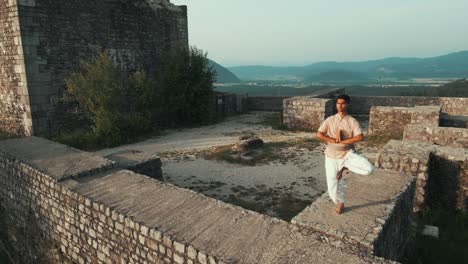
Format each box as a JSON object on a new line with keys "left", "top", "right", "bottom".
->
{"left": 292, "top": 169, "right": 415, "bottom": 262}
{"left": 368, "top": 106, "right": 440, "bottom": 137}
{"left": 376, "top": 140, "right": 468, "bottom": 212}
{"left": 403, "top": 124, "right": 468, "bottom": 148}
{"left": 282, "top": 97, "right": 333, "bottom": 131}
{"left": 0, "top": 137, "right": 377, "bottom": 264}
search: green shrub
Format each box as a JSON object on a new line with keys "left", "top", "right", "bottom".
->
{"left": 156, "top": 46, "right": 215, "bottom": 126}
{"left": 66, "top": 53, "right": 153, "bottom": 147}
{"left": 62, "top": 46, "right": 215, "bottom": 149}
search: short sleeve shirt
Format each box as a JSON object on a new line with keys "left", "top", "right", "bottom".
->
{"left": 318, "top": 114, "right": 363, "bottom": 159}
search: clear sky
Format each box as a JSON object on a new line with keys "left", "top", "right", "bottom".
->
{"left": 172, "top": 0, "right": 468, "bottom": 67}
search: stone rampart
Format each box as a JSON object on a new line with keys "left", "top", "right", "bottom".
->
{"left": 247, "top": 87, "right": 344, "bottom": 112}
{"left": 375, "top": 140, "right": 432, "bottom": 212}
{"left": 368, "top": 106, "right": 440, "bottom": 137}
{"left": 376, "top": 140, "right": 467, "bottom": 212}
{"left": 403, "top": 125, "right": 468, "bottom": 148}
{"left": 348, "top": 96, "right": 467, "bottom": 116}
{"left": 1, "top": 0, "right": 188, "bottom": 136}
{"left": 0, "top": 0, "right": 33, "bottom": 135}
{"left": 292, "top": 169, "right": 415, "bottom": 262}
{"left": 0, "top": 137, "right": 378, "bottom": 264}
{"left": 247, "top": 96, "right": 289, "bottom": 112}
{"left": 282, "top": 97, "right": 333, "bottom": 131}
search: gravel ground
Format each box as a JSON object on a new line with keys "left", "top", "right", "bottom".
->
{"left": 96, "top": 111, "right": 377, "bottom": 221}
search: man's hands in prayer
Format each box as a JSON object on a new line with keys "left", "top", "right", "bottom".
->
{"left": 335, "top": 129, "right": 342, "bottom": 143}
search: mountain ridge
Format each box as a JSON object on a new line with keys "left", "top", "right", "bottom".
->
{"left": 227, "top": 51, "right": 468, "bottom": 82}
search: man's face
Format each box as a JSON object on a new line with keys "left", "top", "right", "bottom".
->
{"left": 336, "top": 99, "right": 348, "bottom": 113}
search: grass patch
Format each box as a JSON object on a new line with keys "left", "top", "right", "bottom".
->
{"left": 404, "top": 209, "right": 468, "bottom": 264}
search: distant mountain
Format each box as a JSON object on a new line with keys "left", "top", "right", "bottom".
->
{"left": 228, "top": 51, "right": 468, "bottom": 83}
{"left": 208, "top": 59, "right": 241, "bottom": 83}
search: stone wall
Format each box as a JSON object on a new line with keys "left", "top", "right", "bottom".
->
{"left": 427, "top": 149, "right": 468, "bottom": 211}
{"left": 404, "top": 125, "right": 468, "bottom": 148}
{"left": 247, "top": 96, "right": 290, "bottom": 112}
{"left": 375, "top": 140, "right": 432, "bottom": 212}
{"left": 247, "top": 88, "right": 345, "bottom": 112}
{"left": 282, "top": 97, "right": 333, "bottom": 131}
{"left": 377, "top": 140, "right": 468, "bottom": 212}
{"left": 348, "top": 96, "right": 467, "bottom": 116}
{"left": 5, "top": 0, "right": 188, "bottom": 136}
{"left": 0, "top": 0, "right": 33, "bottom": 135}
{"left": 368, "top": 106, "right": 440, "bottom": 137}
{"left": 0, "top": 137, "right": 378, "bottom": 264}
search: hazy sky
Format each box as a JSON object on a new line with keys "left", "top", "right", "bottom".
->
{"left": 172, "top": 0, "right": 468, "bottom": 67}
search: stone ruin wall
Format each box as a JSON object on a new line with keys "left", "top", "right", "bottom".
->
{"left": 348, "top": 96, "right": 468, "bottom": 116}
{"left": 0, "top": 0, "right": 188, "bottom": 136}
{"left": 0, "top": 0, "right": 32, "bottom": 135}
{"left": 247, "top": 88, "right": 344, "bottom": 112}
{"left": 0, "top": 151, "right": 218, "bottom": 264}
{"left": 404, "top": 125, "right": 468, "bottom": 149}
{"left": 282, "top": 97, "right": 334, "bottom": 131}
{"left": 368, "top": 106, "right": 440, "bottom": 137}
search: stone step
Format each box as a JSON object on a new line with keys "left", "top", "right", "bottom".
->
{"left": 291, "top": 169, "right": 415, "bottom": 261}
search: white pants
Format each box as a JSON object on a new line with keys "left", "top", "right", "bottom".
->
{"left": 325, "top": 150, "right": 374, "bottom": 204}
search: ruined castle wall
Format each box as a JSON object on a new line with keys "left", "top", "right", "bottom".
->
{"left": 368, "top": 106, "right": 440, "bottom": 137}
{"left": 247, "top": 96, "right": 290, "bottom": 112}
{"left": 282, "top": 97, "right": 333, "bottom": 131}
{"left": 376, "top": 140, "right": 432, "bottom": 212}
{"left": 16, "top": 0, "right": 188, "bottom": 135}
{"left": 247, "top": 88, "right": 345, "bottom": 112}
{"left": 0, "top": 0, "right": 32, "bottom": 135}
{"left": 0, "top": 151, "right": 217, "bottom": 264}
{"left": 349, "top": 96, "right": 467, "bottom": 116}
{"left": 404, "top": 125, "right": 468, "bottom": 148}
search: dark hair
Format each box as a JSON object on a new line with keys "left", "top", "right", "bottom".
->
{"left": 337, "top": 94, "right": 350, "bottom": 103}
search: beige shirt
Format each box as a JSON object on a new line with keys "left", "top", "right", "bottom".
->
{"left": 318, "top": 113, "right": 363, "bottom": 159}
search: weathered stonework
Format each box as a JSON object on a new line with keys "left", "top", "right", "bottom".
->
{"left": 292, "top": 169, "right": 415, "bottom": 262}
{"left": 247, "top": 88, "right": 344, "bottom": 112}
{"left": 377, "top": 140, "right": 468, "bottom": 212}
{"left": 282, "top": 97, "right": 333, "bottom": 131}
{"left": 375, "top": 140, "right": 432, "bottom": 212}
{"left": 1, "top": 0, "right": 188, "bottom": 136}
{"left": 368, "top": 106, "right": 440, "bottom": 137}
{"left": 0, "top": 0, "right": 33, "bottom": 135}
{"left": 348, "top": 96, "right": 468, "bottom": 116}
{"left": 404, "top": 125, "right": 468, "bottom": 148}
{"left": 0, "top": 137, "right": 380, "bottom": 264}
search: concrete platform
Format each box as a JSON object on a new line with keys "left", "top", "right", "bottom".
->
{"left": 62, "top": 170, "right": 386, "bottom": 264}
{"left": 0, "top": 137, "right": 114, "bottom": 181}
{"left": 291, "top": 169, "right": 415, "bottom": 259}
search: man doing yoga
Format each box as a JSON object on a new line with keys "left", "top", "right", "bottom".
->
{"left": 316, "top": 94, "right": 374, "bottom": 214}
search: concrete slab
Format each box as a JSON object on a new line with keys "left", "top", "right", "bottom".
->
{"left": 292, "top": 169, "right": 414, "bottom": 255}
{"left": 0, "top": 136, "right": 114, "bottom": 181}
{"left": 64, "top": 170, "right": 382, "bottom": 264}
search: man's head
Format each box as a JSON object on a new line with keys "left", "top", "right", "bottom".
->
{"left": 336, "top": 94, "right": 350, "bottom": 114}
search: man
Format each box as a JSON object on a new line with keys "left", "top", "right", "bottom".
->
{"left": 316, "top": 94, "right": 374, "bottom": 214}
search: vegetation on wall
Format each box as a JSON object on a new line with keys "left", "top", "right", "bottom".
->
{"left": 55, "top": 46, "right": 215, "bottom": 149}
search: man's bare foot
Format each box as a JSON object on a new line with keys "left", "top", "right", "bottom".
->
{"left": 335, "top": 203, "right": 344, "bottom": 214}
{"left": 336, "top": 167, "right": 348, "bottom": 180}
